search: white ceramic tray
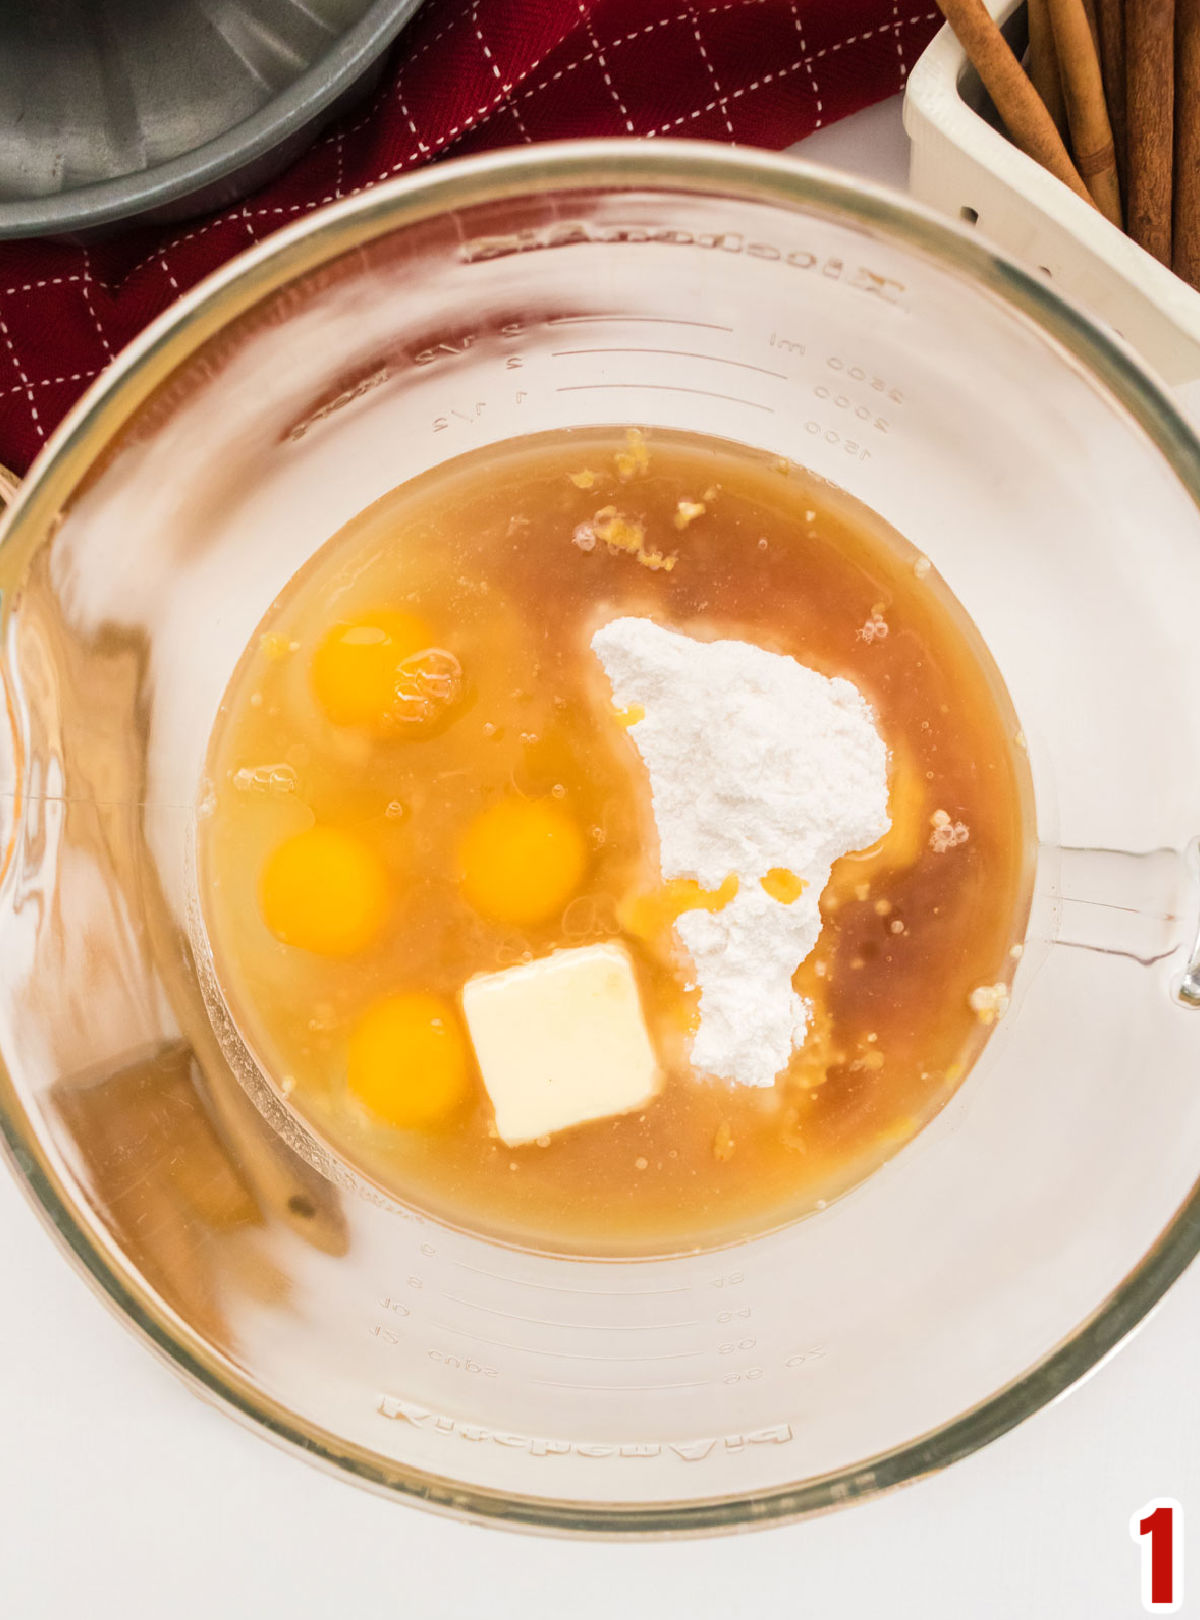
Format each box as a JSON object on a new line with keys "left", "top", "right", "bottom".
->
{"left": 904, "top": 0, "right": 1200, "bottom": 415}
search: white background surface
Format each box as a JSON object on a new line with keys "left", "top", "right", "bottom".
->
{"left": 4, "top": 99, "right": 1196, "bottom": 1620}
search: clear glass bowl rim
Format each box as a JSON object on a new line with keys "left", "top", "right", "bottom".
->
{"left": 3, "top": 138, "right": 1200, "bottom": 1538}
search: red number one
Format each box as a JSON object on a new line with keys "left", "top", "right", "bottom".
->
{"left": 1132, "top": 1498, "right": 1183, "bottom": 1612}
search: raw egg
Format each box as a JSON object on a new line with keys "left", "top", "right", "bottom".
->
{"left": 760, "top": 868, "right": 806, "bottom": 904}
{"left": 347, "top": 992, "right": 471, "bottom": 1128}
{"left": 259, "top": 824, "right": 389, "bottom": 956}
{"left": 619, "top": 873, "right": 739, "bottom": 943}
{"left": 457, "top": 796, "right": 587, "bottom": 926}
{"left": 310, "top": 610, "right": 435, "bottom": 733}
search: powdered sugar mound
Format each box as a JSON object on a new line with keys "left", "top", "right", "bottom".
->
{"left": 591, "top": 617, "right": 890, "bottom": 1088}
{"left": 677, "top": 886, "right": 824, "bottom": 1088}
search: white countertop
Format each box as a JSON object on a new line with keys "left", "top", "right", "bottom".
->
{"left": 4, "top": 100, "right": 1196, "bottom": 1619}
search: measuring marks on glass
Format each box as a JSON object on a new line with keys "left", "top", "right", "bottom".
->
{"left": 366, "top": 1245, "right": 818, "bottom": 1399}
{"left": 437, "top": 1256, "right": 715, "bottom": 1390}
{"left": 549, "top": 312, "right": 775, "bottom": 417}
{"left": 541, "top": 313, "right": 906, "bottom": 458}
{"left": 432, "top": 1279, "right": 708, "bottom": 1388}
{"left": 546, "top": 313, "right": 774, "bottom": 416}
{"left": 421, "top": 309, "right": 906, "bottom": 469}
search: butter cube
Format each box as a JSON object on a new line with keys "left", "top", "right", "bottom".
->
{"left": 461, "top": 943, "right": 661, "bottom": 1147}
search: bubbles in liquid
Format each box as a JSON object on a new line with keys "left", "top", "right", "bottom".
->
{"left": 392, "top": 647, "right": 463, "bottom": 730}
{"left": 232, "top": 762, "right": 298, "bottom": 795}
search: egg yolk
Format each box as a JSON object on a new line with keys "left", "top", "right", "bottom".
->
{"left": 259, "top": 825, "right": 390, "bottom": 956}
{"left": 310, "top": 610, "right": 435, "bottom": 732}
{"left": 620, "top": 873, "right": 739, "bottom": 943}
{"left": 760, "top": 868, "right": 807, "bottom": 904}
{"left": 347, "top": 992, "right": 471, "bottom": 1128}
{"left": 457, "top": 797, "right": 587, "bottom": 926}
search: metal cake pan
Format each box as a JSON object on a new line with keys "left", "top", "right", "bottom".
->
{"left": 0, "top": 0, "right": 426, "bottom": 240}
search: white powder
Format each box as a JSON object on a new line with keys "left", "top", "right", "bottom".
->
{"left": 591, "top": 617, "right": 890, "bottom": 1088}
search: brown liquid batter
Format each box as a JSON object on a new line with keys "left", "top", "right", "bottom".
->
{"left": 200, "top": 427, "right": 1033, "bottom": 1255}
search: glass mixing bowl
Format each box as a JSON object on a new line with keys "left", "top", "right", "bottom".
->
{"left": 3, "top": 141, "right": 1200, "bottom": 1536}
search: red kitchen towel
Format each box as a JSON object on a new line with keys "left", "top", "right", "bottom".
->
{"left": 0, "top": 0, "right": 940, "bottom": 476}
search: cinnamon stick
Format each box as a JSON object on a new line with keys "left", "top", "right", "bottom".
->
{"left": 1028, "top": 0, "right": 1068, "bottom": 133}
{"left": 1126, "top": 0, "right": 1175, "bottom": 263}
{"left": 1046, "top": 0, "right": 1123, "bottom": 224}
{"left": 1176, "top": 0, "right": 1200, "bottom": 286}
{"left": 935, "top": 0, "right": 1095, "bottom": 205}
{"left": 1093, "top": 0, "right": 1126, "bottom": 190}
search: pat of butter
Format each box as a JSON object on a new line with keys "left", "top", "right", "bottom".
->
{"left": 461, "top": 943, "right": 661, "bottom": 1147}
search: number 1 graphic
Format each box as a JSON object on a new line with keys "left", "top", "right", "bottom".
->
{"left": 1131, "top": 1499, "right": 1183, "bottom": 1612}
